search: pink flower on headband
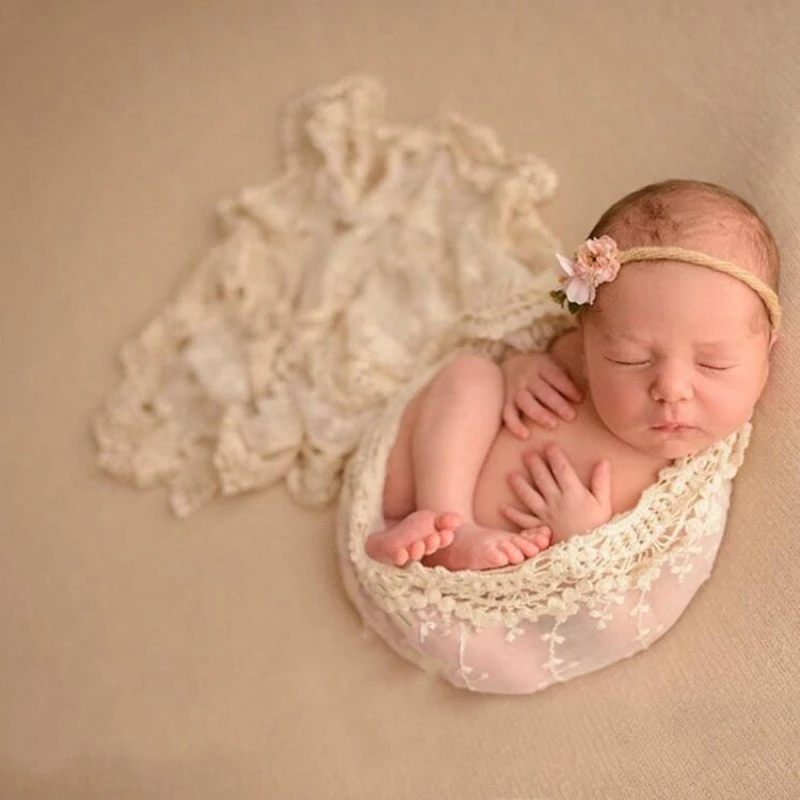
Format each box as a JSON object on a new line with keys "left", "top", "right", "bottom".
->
{"left": 551, "top": 235, "right": 622, "bottom": 310}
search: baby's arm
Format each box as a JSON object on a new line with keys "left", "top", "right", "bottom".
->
{"left": 500, "top": 351, "right": 583, "bottom": 438}
{"left": 502, "top": 444, "right": 612, "bottom": 540}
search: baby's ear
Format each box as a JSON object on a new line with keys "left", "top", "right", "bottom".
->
{"left": 769, "top": 331, "right": 782, "bottom": 354}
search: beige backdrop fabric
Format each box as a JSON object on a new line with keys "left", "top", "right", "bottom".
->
{"left": 2, "top": 1, "right": 798, "bottom": 798}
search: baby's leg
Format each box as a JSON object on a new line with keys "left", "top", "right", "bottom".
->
{"left": 369, "top": 355, "right": 506, "bottom": 566}
{"left": 401, "top": 356, "right": 551, "bottom": 569}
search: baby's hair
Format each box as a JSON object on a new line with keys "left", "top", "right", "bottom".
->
{"left": 589, "top": 179, "right": 780, "bottom": 293}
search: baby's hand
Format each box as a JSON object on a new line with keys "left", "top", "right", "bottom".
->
{"left": 500, "top": 352, "right": 583, "bottom": 439}
{"left": 502, "top": 444, "right": 612, "bottom": 540}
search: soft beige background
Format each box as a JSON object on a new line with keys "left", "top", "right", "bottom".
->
{"left": 2, "top": 1, "right": 798, "bottom": 798}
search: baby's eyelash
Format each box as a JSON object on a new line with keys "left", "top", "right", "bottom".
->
{"left": 605, "top": 358, "right": 736, "bottom": 371}
{"left": 606, "top": 358, "right": 649, "bottom": 366}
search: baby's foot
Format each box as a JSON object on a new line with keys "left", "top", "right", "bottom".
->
{"left": 425, "top": 522, "right": 552, "bottom": 571}
{"left": 366, "top": 510, "right": 461, "bottom": 567}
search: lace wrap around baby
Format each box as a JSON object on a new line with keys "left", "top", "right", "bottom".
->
{"left": 339, "top": 382, "right": 750, "bottom": 693}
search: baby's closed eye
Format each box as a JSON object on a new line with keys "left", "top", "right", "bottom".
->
{"left": 604, "top": 357, "right": 738, "bottom": 371}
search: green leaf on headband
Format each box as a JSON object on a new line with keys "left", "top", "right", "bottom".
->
{"left": 550, "top": 289, "right": 581, "bottom": 314}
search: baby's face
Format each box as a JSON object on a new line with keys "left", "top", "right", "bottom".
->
{"left": 580, "top": 260, "right": 776, "bottom": 460}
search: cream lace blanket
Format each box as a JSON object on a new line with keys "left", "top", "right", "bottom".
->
{"left": 94, "top": 76, "right": 750, "bottom": 693}
{"left": 94, "top": 75, "right": 565, "bottom": 516}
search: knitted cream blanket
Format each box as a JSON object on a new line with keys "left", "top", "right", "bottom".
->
{"left": 94, "top": 76, "right": 750, "bottom": 693}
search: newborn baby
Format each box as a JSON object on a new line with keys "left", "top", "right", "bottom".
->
{"left": 366, "top": 179, "right": 781, "bottom": 571}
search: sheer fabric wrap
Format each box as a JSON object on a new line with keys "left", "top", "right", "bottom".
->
{"left": 92, "top": 75, "right": 751, "bottom": 694}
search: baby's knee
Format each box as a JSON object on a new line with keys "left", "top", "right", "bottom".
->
{"left": 435, "top": 354, "right": 503, "bottom": 403}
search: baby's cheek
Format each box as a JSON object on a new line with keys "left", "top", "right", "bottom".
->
{"left": 600, "top": 378, "right": 640, "bottom": 413}
{"left": 702, "top": 387, "right": 755, "bottom": 436}
{"left": 596, "top": 390, "right": 641, "bottom": 436}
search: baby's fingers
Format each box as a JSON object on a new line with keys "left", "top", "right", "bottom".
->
{"left": 501, "top": 504, "right": 542, "bottom": 530}
{"left": 508, "top": 471, "right": 548, "bottom": 512}
{"left": 523, "top": 452, "right": 559, "bottom": 499}
{"left": 531, "top": 380, "right": 578, "bottom": 422}
{"left": 543, "top": 444, "right": 583, "bottom": 491}
{"left": 590, "top": 459, "right": 612, "bottom": 507}
{"left": 502, "top": 401, "right": 530, "bottom": 439}
{"left": 513, "top": 390, "right": 559, "bottom": 430}
{"left": 542, "top": 362, "right": 584, "bottom": 403}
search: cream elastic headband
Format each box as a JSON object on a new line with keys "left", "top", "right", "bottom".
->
{"left": 551, "top": 235, "right": 782, "bottom": 331}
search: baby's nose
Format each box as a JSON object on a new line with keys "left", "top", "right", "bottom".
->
{"left": 650, "top": 363, "right": 694, "bottom": 403}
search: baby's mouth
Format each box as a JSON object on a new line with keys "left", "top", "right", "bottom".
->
{"left": 651, "top": 423, "right": 694, "bottom": 433}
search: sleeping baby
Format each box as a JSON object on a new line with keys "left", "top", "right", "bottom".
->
{"left": 366, "top": 178, "right": 782, "bottom": 571}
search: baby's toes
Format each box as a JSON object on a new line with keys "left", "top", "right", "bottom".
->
{"left": 522, "top": 527, "right": 552, "bottom": 550}
{"left": 436, "top": 512, "right": 462, "bottom": 531}
{"left": 422, "top": 532, "right": 443, "bottom": 555}
{"left": 481, "top": 544, "right": 509, "bottom": 569}
{"left": 439, "top": 528, "right": 455, "bottom": 548}
{"left": 394, "top": 547, "right": 410, "bottom": 567}
{"left": 407, "top": 539, "right": 427, "bottom": 562}
{"left": 537, "top": 528, "right": 553, "bottom": 548}
{"left": 513, "top": 536, "right": 541, "bottom": 559}
{"left": 496, "top": 540, "right": 525, "bottom": 565}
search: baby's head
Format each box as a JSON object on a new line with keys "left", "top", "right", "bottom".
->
{"left": 571, "top": 179, "right": 781, "bottom": 460}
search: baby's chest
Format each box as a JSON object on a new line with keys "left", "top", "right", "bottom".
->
{"left": 473, "top": 407, "right": 665, "bottom": 529}
{"left": 525, "top": 414, "right": 665, "bottom": 516}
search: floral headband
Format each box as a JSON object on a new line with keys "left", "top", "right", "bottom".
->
{"left": 550, "top": 235, "right": 782, "bottom": 331}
